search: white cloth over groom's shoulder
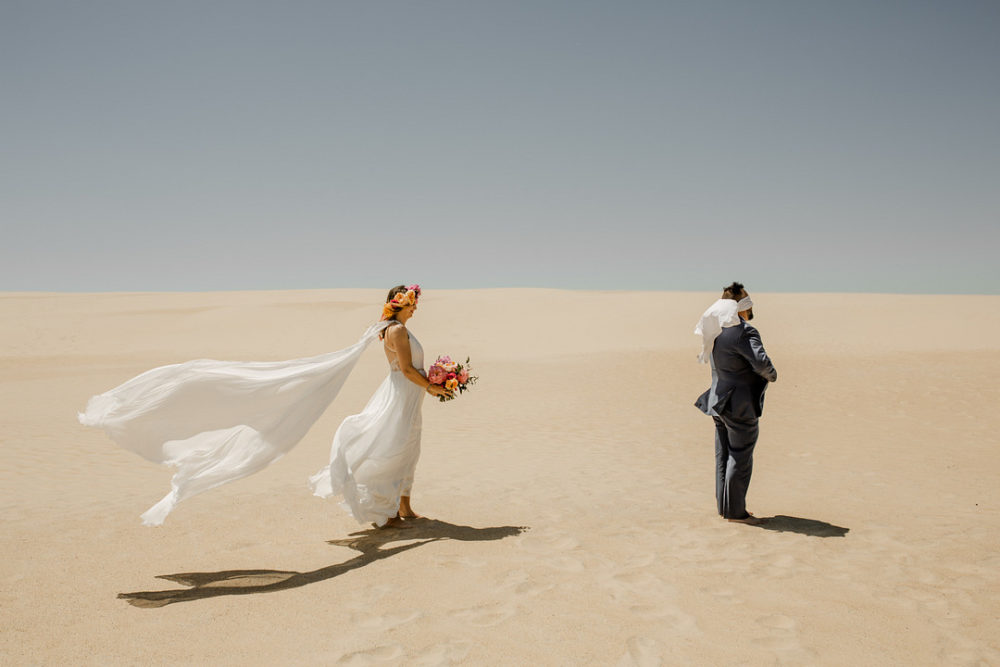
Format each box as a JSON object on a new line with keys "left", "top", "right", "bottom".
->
{"left": 694, "top": 299, "right": 741, "bottom": 363}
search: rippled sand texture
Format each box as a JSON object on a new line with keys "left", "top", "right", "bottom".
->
{"left": 1, "top": 289, "right": 997, "bottom": 665}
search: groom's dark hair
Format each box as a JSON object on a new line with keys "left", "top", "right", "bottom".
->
{"left": 722, "top": 282, "right": 747, "bottom": 301}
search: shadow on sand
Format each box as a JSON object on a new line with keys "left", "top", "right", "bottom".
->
{"left": 756, "top": 515, "right": 849, "bottom": 538}
{"left": 119, "top": 519, "right": 527, "bottom": 608}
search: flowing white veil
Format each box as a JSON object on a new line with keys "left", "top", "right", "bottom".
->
{"left": 79, "top": 320, "right": 391, "bottom": 525}
{"left": 694, "top": 299, "right": 741, "bottom": 363}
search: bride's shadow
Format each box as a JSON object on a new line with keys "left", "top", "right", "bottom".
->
{"left": 119, "top": 519, "right": 527, "bottom": 608}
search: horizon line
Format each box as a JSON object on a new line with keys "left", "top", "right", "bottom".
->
{"left": 3, "top": 286, "right": 999, "bottom": 298}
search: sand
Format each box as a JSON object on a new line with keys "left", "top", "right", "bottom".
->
{"left": 1, "top": 289, "right": 998, "bottom": 665}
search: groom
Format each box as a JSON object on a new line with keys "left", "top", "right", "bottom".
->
{"left": 695, "top": 282, "right": 777, "bottom": 525}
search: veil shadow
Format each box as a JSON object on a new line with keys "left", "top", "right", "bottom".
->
{"left": 119, "top": 519, "right": 527, "bottom": 608}
{"left": 757, "top": 515, "right": 849, "bottom": 537}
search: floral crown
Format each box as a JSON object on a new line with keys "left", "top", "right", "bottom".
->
{"left": 381, "top": 284, "right": 421, "bottom": 321}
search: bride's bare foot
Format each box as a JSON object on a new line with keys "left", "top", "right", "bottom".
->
{"left": 398, "top": 496, "right": 422, "bottom": 520}
{"left": 378, "top": 515, "right": 410, "bottom": 529}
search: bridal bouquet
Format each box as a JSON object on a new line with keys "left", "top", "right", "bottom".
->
{"left": 427, "top": 356, "right": 478, "bottom": 402}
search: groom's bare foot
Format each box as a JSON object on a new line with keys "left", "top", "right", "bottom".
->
{"left": 726, "top": 513, "right": 768, "bottom": 526}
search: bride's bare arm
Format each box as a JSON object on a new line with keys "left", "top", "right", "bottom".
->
{"left": 385, "top": 325, "right": 452, "bottom": 398}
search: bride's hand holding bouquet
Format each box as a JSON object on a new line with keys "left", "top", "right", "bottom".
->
{"left": 427, "top": 356, "right": 477, "bottom": 402}
{"left": 425, "top": 382, "right": 453, "bottom": 400}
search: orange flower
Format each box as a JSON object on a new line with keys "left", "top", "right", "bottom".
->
{"left": 445, "top": 378, "right": 459, "bottom": 392}
{"left": 390, "top": 290, "right": 415, "bottom": 307}
{"left": 381, "top": 289, "right": 418, "bottom": 320}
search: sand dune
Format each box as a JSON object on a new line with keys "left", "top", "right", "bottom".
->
{"left": 1, "top": 289, "right": 998, "bottom": 665}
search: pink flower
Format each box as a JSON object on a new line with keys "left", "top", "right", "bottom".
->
{"left": 457, "top": 369, "right": 469, "bottom": 384}
{"left": 428, "top": 365, "right": 447, "bottom": 384}
{"left": 437, "top": 355, "right": 452, "bottom": 364}
{"left": 447, "top": 372, "right": 457, "bottom": 380}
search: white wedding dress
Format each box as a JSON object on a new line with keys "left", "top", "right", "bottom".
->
{"left": 78, "top": 319, "right": 426, "bottom": 526}
{"left": 309, "top": 322, "right": 425, "bottom": 526}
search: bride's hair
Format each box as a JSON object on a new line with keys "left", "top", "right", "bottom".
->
{"left": 385, "top": 285, "right": 407, "bottom": 305}
{"left": 379, "top": 285, "right": 408, "bottom": 339}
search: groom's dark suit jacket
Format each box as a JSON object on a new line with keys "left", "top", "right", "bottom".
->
{"left": 696, "top": 320, "right": 777, "bottom": 421}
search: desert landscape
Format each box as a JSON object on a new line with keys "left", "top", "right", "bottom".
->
{"left": 1, "top": 288, "right": 997, "bottom": 665}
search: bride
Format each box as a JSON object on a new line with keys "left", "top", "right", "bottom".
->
{"left": 78, "top": 283, "right": 451, "bottom": 528}
{"left": 310, "top": 284, "right": 452, "bottom": 526}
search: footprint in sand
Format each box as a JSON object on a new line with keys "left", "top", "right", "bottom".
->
{"left": 514, "top": 580, "right": 555, "bottom": 596}
{"left": 436, "top": 556, "right": 487, "bottom": 569}
{"left": 752, "top": 613, "right": 807, "bottom": 655}
{"left": 335, "top": 643, "right": 403, "bottom": 666}
{"left": 363, "top": 583, "right": 395, "bottom": 603}
{"left": 412, "top": 639, "right": 474, "bottom": 666}
{"left": 758, "top": 553, "right": 816, "bottom": 577}
{"left": 449, "top": 602, "right": 517, "bottom": 627}
{"left": 616, "top": 636, "right": 663, "bottom": 667}
{"left": 752, "top": 636, "right": 800, "bottom": 651}
{"left": 496, "top": 569, "right": 555, "bottom": 597}
{"left": 611, "top": 571, "right": 662, "bottom": 588}
{"left": 756, "top": 613, "right": 796, "bottom": 633}
{"left": 699, "top": 585, "right": 742, "bottom": 604}
{"left": 350, "top": 610, "right": 422, "bottom": 631}
{"left": 225, "top": 540, "right": 257, "bottom": 551}
{"left": 628, "top": 605, "right": 699, "bottom": 634}
{"left": 622, "top": 552, "right": 657, "bottom": 569}
{"left": 497, "top": 569, "right": 530, "bottom": 589}
{"left": 894, "top": 582, "right": 966, "bottom": 627}
{"left": 547, "top": 555, "right": 585, "bottom": 573}
{"left": 341, "top": 583, "right": 395, "bottom": 612}
{"left": 517, "top": 532, "right": 580, "bottom": 555}
{"left": 769, "top": 554, "right": 797, "bottom": 569}
{"left": 600, "top": 570, "right": 667, "bottom": 602}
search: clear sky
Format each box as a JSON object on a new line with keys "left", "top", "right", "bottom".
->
{"left": 3, "top": 1, "right": 998, "bottom": 293}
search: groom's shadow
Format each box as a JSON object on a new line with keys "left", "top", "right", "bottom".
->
{"left": 756, "top": 515, "right": 849, "bottom": 538}
{"left": 119, "top": 519, "right": 527, "bottom": 608}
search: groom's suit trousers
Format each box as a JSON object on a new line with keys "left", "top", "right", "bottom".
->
{"left": 713, "top": 414, "right": 758, "bottom": 519}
